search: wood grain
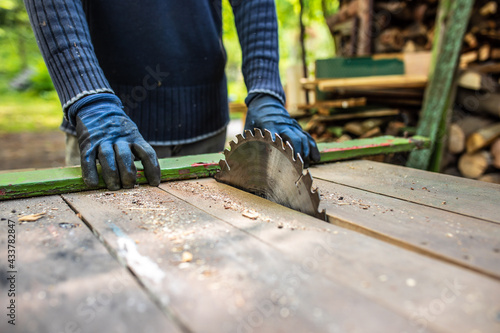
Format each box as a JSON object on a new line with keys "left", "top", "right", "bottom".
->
{"left": 62, "top": 186, "right": 419, "bottom": 333}
{"left": 0, "top": 195, "right": 177, "bottom": 333}
{"left": 316, "top": 178, "right": 500, "bottom": 279}
{"left": 311, "top": 160, "right": 500, "bottom": 224}
{"left": 162, "top": 179, "right": 500, "bottom": 333}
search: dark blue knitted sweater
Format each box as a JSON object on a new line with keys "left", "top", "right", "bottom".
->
{"left": 25, "top": 0, "right": 285, "bottom": 144}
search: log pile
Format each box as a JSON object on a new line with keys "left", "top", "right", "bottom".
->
{"left": 302, "top": 0, "right": 437, "bottom": 148}
{"left": 443, "top": 0, "right": 500, "bottom": 183}
{"left": 324, "top": 0, "right": 438, "bottom": 56}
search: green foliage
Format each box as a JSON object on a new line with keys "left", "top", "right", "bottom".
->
{"left": 30, "top": 59, "right": 55, "bottom": 93}
{"left": 0, "top": 91, "right": 61, "bottom": 133}
{"left": 222, "top": 0, "right": 336, "bottom": 102}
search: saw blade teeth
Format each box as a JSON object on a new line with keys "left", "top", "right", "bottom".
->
{"left": 263, "top": 129, "right": 273, "bottom": 142}
{"left": 317, "top": 209, "right": 327, "bottom": 221}
{"left": 254, "top": 128, "right": 264, "bottom": 139}
{"left": 284, "top": 141, "right": 295, "bottom": 160}
{"left": 244, "top": 129, "right": 254, "bottom": 139}
{"left": 229, "top": 141, "right": 237, "bottom": 151}
{"left": 311, "top": 188, "right": 321, "bottom": 209}
{"left": 301, "top": 170, "right": 314, "bottom": 190}
{"left": 219, "top": 159, "right": 229, "bottom": 171}
{"left": 295, "top": 151, "right": 305, "bottom": 172}
{"left": 275, "top": 133, "right": 284, "bottom": 149}
{"left": 223, "top": 148, "right": 231, "bottom": 157}
{"left": 236, "top": 134, "right": 245, "bottom": 144}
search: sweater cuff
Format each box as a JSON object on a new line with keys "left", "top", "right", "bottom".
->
{"left": 243, "top": 59, "right": 285, "bottom": 106}
{"left": 46, "top": 47, "right": 114, "bottom": 113}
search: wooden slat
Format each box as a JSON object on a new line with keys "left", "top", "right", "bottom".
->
{"left": 162, "top": 179, "right": 500, "bottom": 333}
{"left": 317, "top": 75, "right": 428, "bottom": 92}
{"left": 407, "top": 0, "right": 474, "bottom": 169}
{"left": 0, "top": 136, "right": 430, "bottom": 201}
{"left": 311, "top": 160, "right": 500, "bottom": 224}
{"left": 317, "top": 178, "right": 500, "bottom": 279}
{"left": 317, "top": 136, "right": 429, "bottom": 162}
{"left": 61, "top": 186, "right": 421, "bottom": 332}
{"left": 0, "top": 196, "right": 178, "bottom": 333}
{"left": 0, "top": 154, "right": 221, "bottom": 201}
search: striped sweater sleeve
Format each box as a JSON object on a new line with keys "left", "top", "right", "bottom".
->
{"left": 23, "top": 0, "right": 113, "bottom": 115}
{"left": 230, "top": 0, "right": 286, "bottom": 105}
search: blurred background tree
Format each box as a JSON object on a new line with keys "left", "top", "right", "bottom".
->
{"left": 0, "top": 0, "right": 337, "bottom": 132}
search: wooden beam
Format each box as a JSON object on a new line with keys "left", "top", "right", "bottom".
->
{"left": 297, "top": 97, "right": 367, "bottom": 110}
{"left": 407, "top": 0, "right": 474, "bottom": 170}
{"left": 317, "top": 75, "right": 428, "bottom": 92}
{"left": 0, "top": 136, "right": 430, "bottom": 201}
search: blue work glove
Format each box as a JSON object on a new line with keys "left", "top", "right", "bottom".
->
{"left": 69, "top": 93, "right": 161, "bottom": 190}
{"left": 245, "top": 94, "right": 321, "bottom": 167}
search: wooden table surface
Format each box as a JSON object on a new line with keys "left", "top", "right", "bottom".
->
{"left": 1, "top": 160, "right": 499, "bottom": 333}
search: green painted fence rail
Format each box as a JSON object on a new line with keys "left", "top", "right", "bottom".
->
{"left": 0, "top": 135, "right": 429, "bottom": 201}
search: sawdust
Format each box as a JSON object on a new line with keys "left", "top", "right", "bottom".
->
{"left": 167, "top": 181, "right": 274, "bottom": 224}
{"left": 18, "top": 212, "right": 45, "bottom": 222}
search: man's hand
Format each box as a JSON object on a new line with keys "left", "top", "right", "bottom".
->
{"left": 70, "top": 93, "right": 161, "bottom": 190}
{"left": 245, "top": 94, "right": 320, "bottom": 167}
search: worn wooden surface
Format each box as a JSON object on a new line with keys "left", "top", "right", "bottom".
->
{"left": 1, "top": 160, "right": 499, "bottom": 332}
{"left": 161, "top": 179, "right": 500, "bottom": 333}
{"left": 311, "top": 160, "right": 500, "bottom": 224}
{"left": 62, "top": 187, "right": 422, "bottom": 333}
{"left": 0, "top": 196, "right": 178, "bottom": 333}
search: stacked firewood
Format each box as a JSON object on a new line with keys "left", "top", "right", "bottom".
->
{"left": 444, "top": 1, "right": 500, "bottom": 183}
{"left": 325, "top": 0, "right": 438, "bottom": 56}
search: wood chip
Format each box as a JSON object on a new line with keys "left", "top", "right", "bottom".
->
{"left": 18, "top": 212, "right": 45, "bottom": 222}
{"left": 182, "top": 251, "right": 193, "bottom": 262}
{"left": 242, "top": 210, "right": 259, "bottom": 220}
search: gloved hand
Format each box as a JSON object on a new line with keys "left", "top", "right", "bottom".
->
{"left": 245, "top": 94, "right": 321, "bottom": 167}
{"left": 69, "top": 93, "right": 161, "bottom": 190}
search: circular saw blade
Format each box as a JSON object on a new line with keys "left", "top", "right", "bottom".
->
{"left": 215, "top": 129, "right": 326, "bottom": 221}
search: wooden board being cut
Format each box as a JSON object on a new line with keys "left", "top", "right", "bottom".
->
{"left": 161, "top": 179, "right": 500, "bottom": 333}
{"left": 310, "top": 160, "right": 500, "bottom": 224}
{"left": 0, "top": 195, "right": 178, "bottom": 333}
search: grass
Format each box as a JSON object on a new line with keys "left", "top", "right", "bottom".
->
{"left": 0, "top": 90, "right": 62, "bottom": 133}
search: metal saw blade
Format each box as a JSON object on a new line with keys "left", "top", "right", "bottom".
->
{"left": 215, "top": 129, "right": 327, "bottom": 221}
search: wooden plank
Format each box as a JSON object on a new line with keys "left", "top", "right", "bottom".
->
{"left": 0, "top": 195, "right": 178, "bottom": 333}
{"left": 317, "top": 75, "right": 428, "bottom": 92}
{"left": 310, "top": 160, "right": 500, "bottom": 225}
{"left": 309, "top": 108, "right": 400, "bottom": 120}
{"left": 296, "top": 97, "right": 367, "bottom": 110}
{"left": 317, "top": 136, "right": 430, "bottom": 162}
{"left": 0, "top": 154, "right": 221, "bottom": 201}
{"left": 319, "top": 178, "right": 500, "bottom": 279}
{"left": 161, "top": 179, "right": 500, "bottom": 333}
{"left": 0, "top": 136, "right": 430, "bottom": 201}
{"left": 407, "top": 0, "right": 474, "bottom": 169}
{"left": 61, "top": 187, "right": 421, "bottom": 333}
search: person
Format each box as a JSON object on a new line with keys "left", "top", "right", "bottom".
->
{"left": 24, "top": 0, "right": 320, "bottom": 190}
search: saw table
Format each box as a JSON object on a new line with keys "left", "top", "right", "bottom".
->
{"left": 1, "top": 160, "right": 499, "bottom": 333}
